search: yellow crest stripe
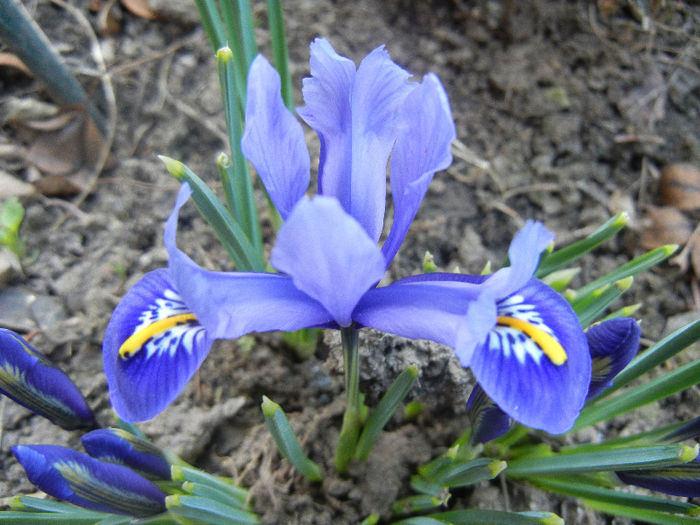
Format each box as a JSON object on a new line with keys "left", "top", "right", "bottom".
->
{"left": 119, "top": 313, "right": 198, "bottom": 359}
{"left": 496, "top": 315, "right": 567, "bottom": 365}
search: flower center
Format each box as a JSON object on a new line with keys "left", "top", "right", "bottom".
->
{"left": 496, "top": 315, "right": 567, "bottom": 365}
{"left": 119, "top": 314, "right": 198, "bottom": 360}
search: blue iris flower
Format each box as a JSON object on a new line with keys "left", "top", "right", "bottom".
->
{"left": 103, "top": 39, "right": 591, "bottom": 435}
{"left": 104, "top": 38, "right": 455, "bottom": 422}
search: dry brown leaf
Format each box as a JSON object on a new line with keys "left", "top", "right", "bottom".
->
{"left": 23, "top": 110, "right": 105, "bottom": 194}
{"left": 120, "top": 0, "right": 157, "bottom": 20}
{"left": 660, "top": 163, "right": 700, "bottom": 211}
{"left": 0, "top": 52, "right": 31, "bottom": 76}
{"left": 639, "top": 206, "right": 693, "bottom": 251}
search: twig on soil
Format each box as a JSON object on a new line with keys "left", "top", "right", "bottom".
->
{"left": 450, "top": 139, "right": 506, "bottom": 194}
{"left": 39, "top": 195, "right": 91, "bottom": 224}
{"left": 502, "top": 183, "right": 562, "bottom": 201}
{"left": 49, "top": 0, "right": 117, "bottom": 220}
{"left": 167, "top": 94, "right": 229, "bottom": 146}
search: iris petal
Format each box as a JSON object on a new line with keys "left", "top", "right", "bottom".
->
{"left": 298, "top": 38, "right": 414, "bottom": 241}
{"left": 354, "top": 277, "right": 482, "bottom": 347}
{"left": 103, "top": 269, "right": 213, "bottom": 422}
{"left": 382, "top": 73, "right": 456, "bottom": 267}
{"left": 484, "top": 221, "right": 554, "bottom": 298}
{"left": 586, "top": 318, "right": 641, "bottom": 400}
{"left": 82, "top": 428, "right": 171, "bottom": 480}
{"left": 272, "top": 196, "right": 386, "bottom": 326}
{"left": 0, "top": 329, "right": 94, "bottom": 430}
{"left": 165, "top": 184, "right": 336, "bottom": 338}
{"left": 12, "top": 444, "right": 166, "bottom": 516}
{"left": 241, "top": 55, "right": 310, "bottom": 219}
{"left": 469, "top": 278, "right": 591, "bottom": 434}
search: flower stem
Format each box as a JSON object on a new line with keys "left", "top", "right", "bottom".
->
{"left": 335, "top": 325, "right": 361, "bottom": 473}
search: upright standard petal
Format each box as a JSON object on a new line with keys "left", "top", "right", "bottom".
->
{"left": 241, "top": 54, "right": 310, "bottom": 219}
{"left": 0, "top": 329, "right": 94, "bottom": 430}
{"left": 382, "top": 73, "right": 456, "bottom": 267}
{"left": 468, "top": 278, "right": 591, "bottom": 434}
{"left": 298, "top": 38, "right": 414, "bottom": 241}
{"left": 586, "top": 318, "right": 641, "bottom": 400}
{"left": 271, "top": 196, "right": 386, "bottom": 327}
{"left": 483, "top": 221, "right": 554, "bottom": 298}
{"left": 82, "top": 428, "right": 172, "bottom": 480}
{"left": 103, "top": 269, "right": 213, "bottom": 422}
{"left": 12, "top": 444, "right": 166, "bottom": 516}
{"left": 165, "top": 184, "right": 335, "bottom": 339}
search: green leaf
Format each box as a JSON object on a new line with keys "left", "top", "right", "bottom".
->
{"left": 574, "top": 359, "right": 700, "bottom": 430}
{"left": 583, "top": 498, "right": 700, "bottom": 525}
{"left": 166, "top": 494, "right": 259, "bottom": 524}
{"left": 573, "top": 277, "right": 632, "bottom": 326}
{"left": 531, "top": 475, "right": 698, "bottom": 515}
{"left": 507, "top": 444, "right": 697, "bottom": 477}
{"left": 193, "top": 0, "right": 226, "bottom": 52}
{"left": 570, "top": 245, "right": 677, "bottom": 303}
{"left": 261, "top": 396, "right": 323, "bottom": 482}
{"left": 536, "top": 213, "right": 627, "bottom": 278}
{"left": 159, "top": 157, "right": 264, "bottom": 272}
{"left": 428, "top": 457, "right": 506, "bottom": 488}
{"left": 0, "top": 512, "right": 121, "bottom": 523}
{"left": 392, "top": 493, "right": 447, "bottom": 516}
{"left": 1, "top": 197, "right": 24, "bottom": 233}
{"left": 408, "top": 509, "right": 564, "bottom": 524}
{"left": 266, "top": 0, "right": 293, "bottom": 110}
{"left": 354, "top": 366, "right": 418, "bottom": 461}
{"left": 171, "top": 466, "right": 247, "bottom": 507}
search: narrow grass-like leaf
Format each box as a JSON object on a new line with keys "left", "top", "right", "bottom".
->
{"left": 600, "top": 319, "right": 700, "bottom": 398}
{"left": 573, "top": 277, "right": 632, "bottom": 327}
{"left": 194, "top": 0, "right": 226, "bottom": 52}
{"left": 354, "top": 366, "right": 418, "bottom": 460}
{"left": 159, "top": 157, "right": 264, "bottom": 271}
{"left": 536, "top": 213, "right": 628, "bottom": 278}
{"left": 182, "top": 481, "right": 248, "bottom": 510}
{"left": 406, "top": 509, "right": 564, "bottom": 524}
{"left": 507, "top": 444, "right": 697, "bottom": 477}
{"left": 266, "top": 0, "right": 293, "bottom": 109}
{"left": 435, "top": 458, "right": 507, "bottom": 488}
{"left": 410, "top": 474, "right": 444, "bottom": 496}
{"left": 0, "top": 513, "right": 122, "bottom": 524}
{"left": 171, "top": 466, "right": 247, "bottom": 507}
{"left": 10, "top": 496, "right": 97, "bottom": 513}
{"left": 573, "top": 359, "right": 700, "bottom": 430}
{"left": 600, "top": 303, "right": 641, "bottom": 322}
{"left": 166, "top": 495, "right": 259, "bottom": 524}
{"left": 261, "top": 396, "right": 322, "bottom": 482}
{"left": 392, "top": 494, "right": 446, "bottom": 515}
{"left": 583, "top": 498, "right": 700, "bottom": 525}
{"left": 571, "top": 245, "right": 677, "bottom": 302}
{"left": 531, "top": 475, "right": 698, "bottom": 515}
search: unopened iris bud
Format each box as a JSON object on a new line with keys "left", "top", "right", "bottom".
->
{"left": 81, "top": 428, "right": 172, "bottom": 480}
{"left": 12, "top": 444, "right": 167, "bottom": 516}
{"left": 586, "top": 318, "right": 641, "bottom": 400}
{"left": 0, "top": 329, "right": 94, "bottom": 430}
{"left": 617, "top": 457, "right": 700, "bottom": 498}
{"left": 466, "top": 384, "right": 512, "bottom": 445}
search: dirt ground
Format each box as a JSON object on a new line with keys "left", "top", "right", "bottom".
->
{"left": 0, "top": 0, "right": 698, "bottom": 523}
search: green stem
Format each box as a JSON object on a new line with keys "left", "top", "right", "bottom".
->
{"left": 335, "top": 325, "right": 361, "bottom": 473}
